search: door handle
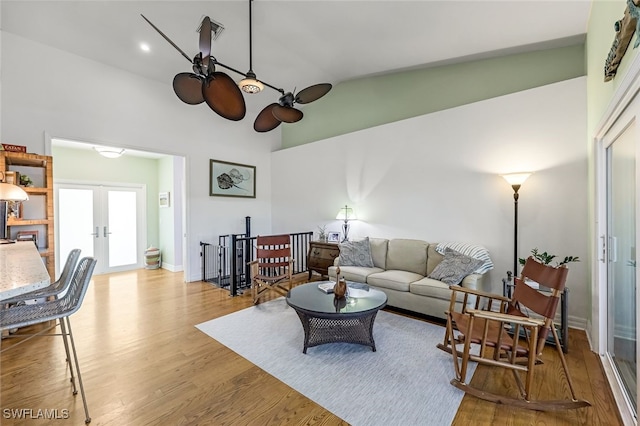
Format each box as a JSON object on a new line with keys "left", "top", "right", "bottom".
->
{"left": 91, "top": 227, "right": 99, "bottom": 238}
{"left": 104, "top": 226, "right": 112, "bottom": 238}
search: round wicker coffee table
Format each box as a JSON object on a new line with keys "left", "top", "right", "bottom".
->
{"left": 286, "top": 281, "right": 387, "bottom": 354}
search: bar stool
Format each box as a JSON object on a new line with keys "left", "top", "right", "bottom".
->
{"left": 1, "top": 257, "right": 97, "bottom": 424}
{"left": 1, "top": 248, "right": 81, "bottom": 306}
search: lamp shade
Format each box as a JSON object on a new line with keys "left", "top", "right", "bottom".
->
{"left": 501, "top": 172, "right": 532, "bottom": 186}
{"left": 0, "top": 182, "right": 29, "bottom": 201}
{"left": 336, "top": 205, "right": 356, "bottom": 221}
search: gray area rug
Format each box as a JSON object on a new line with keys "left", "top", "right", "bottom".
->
{"left": 196, "top": 298, "right": 475, "bottom": 426}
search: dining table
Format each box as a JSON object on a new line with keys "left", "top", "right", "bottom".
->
{"left": 0, "top": 241, "right": 51, "bottom": 301}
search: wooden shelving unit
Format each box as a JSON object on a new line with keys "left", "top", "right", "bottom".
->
{"left": 0, "top": 151, "right": 55, "bottom": 279}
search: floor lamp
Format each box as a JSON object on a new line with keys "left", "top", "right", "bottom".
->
{"left": 501, "top": 173, "right": 531, "bottom": 278}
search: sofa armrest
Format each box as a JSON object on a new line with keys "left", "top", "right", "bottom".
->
{"left": 459, "top": 273, "right": 483, "bottom": 292}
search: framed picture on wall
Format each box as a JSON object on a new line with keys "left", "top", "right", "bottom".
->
{"left": 159, "top": 192, "right": 170, "bottom": 208}
{"left": 209, "top": 159, "right": 256, "bottom": 198}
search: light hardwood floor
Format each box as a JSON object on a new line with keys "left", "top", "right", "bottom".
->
{"left": 0, "top": 269, "right": 623, "bottom": 425}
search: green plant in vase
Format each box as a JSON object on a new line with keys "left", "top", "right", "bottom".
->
{"left": 519, "top": 248, "right": 580, "bottom": 268}
{"left": 19, "top": 174, "right": 33, "bottom": 187}
{"left": 317, "top": 225, "right": 327, "bottom": 242}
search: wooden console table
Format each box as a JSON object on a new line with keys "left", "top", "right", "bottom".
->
{"left": 307, "top": 241, "right": 340, "bottom": 279}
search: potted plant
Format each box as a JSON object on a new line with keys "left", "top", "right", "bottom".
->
{"left": 519, "top": 248, "right": 580, "bottom": 268}
{"left": 317, "top": 225, "right": 328, "bottom": 242}
{"left": 19, "top": 174, "right": 33, "bottom": 187}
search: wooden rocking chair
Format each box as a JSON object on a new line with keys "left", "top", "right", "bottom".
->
{"left": 437, "top": 257, "right": 591, "bottom": 411}
{"left": 249, "top": 234, "right": 295, "bottom": 304}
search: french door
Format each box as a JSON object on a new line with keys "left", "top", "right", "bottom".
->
{"left": 55, "top": 182, "right": 146, "bottom": 275}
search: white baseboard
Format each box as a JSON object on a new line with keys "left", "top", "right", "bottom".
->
{"left": 188, "top": 273, "right": 202, "bottom": 283}
{"left": 568, "top": 314, "right": 588, "bottom": 330}
{"left": 161, "top": 263, "right": 182, "bottom": 272}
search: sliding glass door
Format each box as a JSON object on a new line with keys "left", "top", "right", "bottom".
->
{"left": 603, "top": 116, "right": 638, "bottom": 418}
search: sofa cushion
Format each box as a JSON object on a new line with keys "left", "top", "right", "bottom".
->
{"left": 338, "top": 237, "right": 374, "bottom": 267}
{"left": 329, "top": 265, "right": 383, "bottom": 283}
{"left": 428, "top": 248, "right": 484, "bottom": 285}
{"left": 410, "top": 277, "right": 467, "bottom": 303}
{"left": 427, "top": 244, "right": 444, "bottom": 276}
{"left": 367, "top": 270, "right": 424, "bottom": 292}
{"left": 386, "top": 239, "right": 428, "bottom": 276}
{"left": 369, "top": 238, "right": 388, "bottom": 269}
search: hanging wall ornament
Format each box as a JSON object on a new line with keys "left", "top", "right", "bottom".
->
{"left": 604, "top": 0, "right": 640, "bottom": 82}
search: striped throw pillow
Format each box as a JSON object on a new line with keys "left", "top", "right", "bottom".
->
{"left": 435, "top": 242, "right": 494, "bottom": 274}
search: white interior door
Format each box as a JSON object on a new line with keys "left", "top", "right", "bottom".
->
{"left": 56, "top": 183, "right": 146, "bottom": 274}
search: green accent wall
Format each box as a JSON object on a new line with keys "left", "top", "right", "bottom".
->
{"left": 587, "top": 0, "right": 639, "bottom": 136}
{"left": 282, "top": 44, "right": 586, "bottom": 149}
{"left": 51, "top": 146, "right": 160, "bottom": 251}
{"left": 586, "top": 0, "right": 638, "bottom": 330}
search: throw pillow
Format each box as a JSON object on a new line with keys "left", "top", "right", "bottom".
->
{"left": 428, "top": 248, "right": 484, "bottom": 285}
{"left": 435, "top": 242, "right": 494, "bottom": 274}
{"left": 338, "top": 237, "right": 374, "bottom": 268}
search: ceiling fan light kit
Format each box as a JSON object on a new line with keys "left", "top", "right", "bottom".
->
{"left": 142, "top": 0, "right": 332, "bottom": 133}
{"left": 239, "top": 71, "right": 264, "bottom": 94}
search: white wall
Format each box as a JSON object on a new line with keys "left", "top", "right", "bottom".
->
{"left": 158, "top": 156, "right": 175, "bottom": 270}
{"left": 1, "top": 32, "right": 278, "bottom": 281}
{"left": 272, "top": 77, "right": 589, "bottom": 326}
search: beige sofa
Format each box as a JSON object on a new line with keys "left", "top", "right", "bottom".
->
{"left": 327, "top": 238, "right": 490, "bottom": 321}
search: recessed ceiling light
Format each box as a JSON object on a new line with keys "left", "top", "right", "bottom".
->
{"left": 139, "top": 42, "right": 150, "bottom": 52}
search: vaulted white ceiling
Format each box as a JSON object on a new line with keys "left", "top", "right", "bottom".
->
{"left": 3, "top": 1, "right": 591, "bottom": 95}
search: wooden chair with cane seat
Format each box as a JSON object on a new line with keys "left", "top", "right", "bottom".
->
{"left": 436, "top": 256, "right": 591, "bottom": 411}
{"left": 249, "top": 234, "right": 295, "bottom": 304}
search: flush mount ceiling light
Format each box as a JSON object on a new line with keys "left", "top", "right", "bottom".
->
{"left": 94, "top": 147, "right": 125, "bottom": 158}
{"left": 141, "top": 0, "right": 332, "bottom": 132}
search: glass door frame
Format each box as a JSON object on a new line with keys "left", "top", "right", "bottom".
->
{"left": 596, "top": 101, "right": 640, "bottom": 425}
{"left": 54, "top": 180, "right": 147, "bottom": 275}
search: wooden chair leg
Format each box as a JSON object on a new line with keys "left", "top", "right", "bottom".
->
{"left": 551, "top": 324, "right": 582, "bottom": 401}
{"left": 447, "top": 319, "right": 463, "bottom": 381}
{"left": 458, "top": 315, "right": 475, "bottom": 384}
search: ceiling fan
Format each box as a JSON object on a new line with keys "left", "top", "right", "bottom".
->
{"left": 141, "top": 0, "right": 332, "bottom": 132}
{"left": 141, "top": 14, "right": 246, "bottom": 121}
{"left": 253, "top": 84, "right": 332, "bottom": 132}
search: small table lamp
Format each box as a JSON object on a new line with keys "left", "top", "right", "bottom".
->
{"left": 336, "top": 205, "right": 356, "bottom": 243}
{"left": 0, "top": 175, "right": 29, "bottom": 241}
